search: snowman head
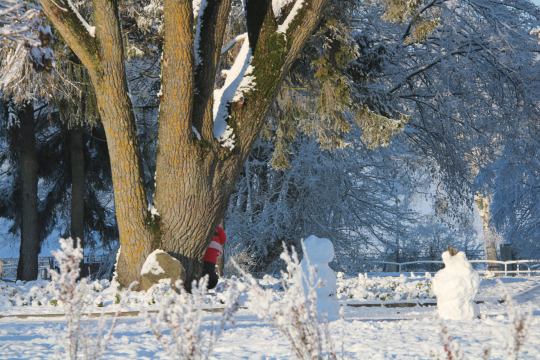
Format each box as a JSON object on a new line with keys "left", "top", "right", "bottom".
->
{"left": 302, "top": 235, "right": 334, "bottom": 264}
{"left": 441, "top": 250, "right": 472, "bottom": 271}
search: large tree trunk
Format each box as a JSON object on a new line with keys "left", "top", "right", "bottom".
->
{"left": 42, "top": 0, "right": 329, "bottom": 290}
{"left": 43, "top": 1, "right": 155, "bottom": 288}
{"left": 70, "top": 128, "right": 85, "bottom": 247}
{"left": 16, "top": 103, "right": 40, "bottom": 281}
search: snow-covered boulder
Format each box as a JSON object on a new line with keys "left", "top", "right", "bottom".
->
{"left": 141, "top": 250, "right": 186, "bottom": 292}
{"left": 432, "top": 246, "right": 480, "bottom": 320}
{"left": 300, "top": 235, "right": 340, "bottom": 322}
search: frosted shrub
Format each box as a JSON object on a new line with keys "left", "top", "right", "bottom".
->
{"left": 223, "top": 243, "right": 256, "bottom": 277}
{"left": 144, "top": 277, "right": 242, "bottom": 360}
{"left": 430, "top": 316, "right": 467, "bottom": 360}
{"left": 236, "top": 243, "right": 343, "bottom": 360}
{"left": 49, "top": 238, "right": 132, "bottom": 360}
{"left": 497, "top": 280, "right": 532, "bottom": 360}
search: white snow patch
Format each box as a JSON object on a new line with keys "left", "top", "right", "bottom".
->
{"left": 277, "top": 0, "right": 305, "bottom": 34}
{"left": 192, "top": 126, "right": 201, "bottom": 140}
{"left": 432, "top": 250, "right": 480, "bottom": 320}
{"left": 300, "top": 235, "right": 340, "bottom": 321}
{"left": 193, "top": 0, "right": 208, "bottom": 67}
{"left": 141, "top": 250, "right": 167, "bottom": 276}
{"left": 192, "top": 0, "right": 202, "bottom": 17}
{"left": 110, "top": 246, "right": 122, "bottom": 289}
{"left": 212, "top": 36, "right": 256, "bottom": 150}
{"left": 148, "top": 204, "right": 160, "bottom": 218}
{"left": 272, "top": 0, "right": 295, "bottom": 18}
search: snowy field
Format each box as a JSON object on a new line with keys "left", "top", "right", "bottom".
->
{"left": 0, "top": 274, "right": 539, "bottom": 359}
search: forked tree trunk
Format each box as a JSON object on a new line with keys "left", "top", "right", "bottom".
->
{"left": 42, "top": 0, "right": 329, "bottom": 290}
{"left": 16, "top": 103, "right": 40, "bottom": 281}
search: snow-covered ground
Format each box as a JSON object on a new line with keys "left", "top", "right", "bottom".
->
{"left": 1, "top": 274, "right": 539, "bottom": 359}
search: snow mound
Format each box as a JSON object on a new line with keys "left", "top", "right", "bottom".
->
{"left": 432, "top": 250, "right": 480, "bottom": 320}
{"left": 140, "top": 250, "right": 167, "bottom": 276}
{"left": 300, "top": 235, "right": 340, "bottom": 321}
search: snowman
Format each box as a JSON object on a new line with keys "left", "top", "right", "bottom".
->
{"left": 432, "top": 246, "right": 480, "bottom": 320}
{"left": 300, "top": 235, "right": 340, "bottom": 322}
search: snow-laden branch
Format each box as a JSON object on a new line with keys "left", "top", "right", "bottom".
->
{"left": 66, "top": 0, "right": 95, "bottom": 37}
{"left": 213, "top": 36, "right": 255, "bottom": 150}
{"left": 272, "top": 0, "right": 294, "bottom": 18}
{"left": 221, "top": 33, "right": 247, "bottom": 55}
{"left": 277, "top": 0, "right": 305, "bottom": 34}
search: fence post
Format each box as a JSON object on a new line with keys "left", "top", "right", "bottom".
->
{"left": 500, "top": 244, "right": 515, "bottom": 274}
{"left": 504, "top": 263, "right": 507, "bottom": 276}
{"left": 0, "top": 260, "right": 2, "bottom": 280}
{"left": 386, "top": 249, "right": 398, "bottom": 273}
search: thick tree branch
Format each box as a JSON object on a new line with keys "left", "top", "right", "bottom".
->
{"left": 40, "top": 0, "right": 99, "bottom": 76}
{"left": 192, "top": 0, "right": 232, "bottom": 142}
{"left": 231, "top": 0, "right": 329, "bottom": 159}
{"left": 158, "top": 0, "right": 195, "bottom": 142}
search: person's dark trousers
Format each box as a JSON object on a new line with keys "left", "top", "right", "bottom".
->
{"left": 202, "top": 260, "right": 219, "bottom": 290}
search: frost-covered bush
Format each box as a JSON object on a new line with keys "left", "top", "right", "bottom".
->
{"left": 49, "top": 238, "right": 133, "bottom": 360}
{"left": 337, "top": 273, "right": 435, "bottom": 302}
{"left": 223, "top": 243, "right": 256, "bottom": 277}
{"left": 237, "top": 243, "right": 342, "bottom": 360}
{"left": 144, "top": 277, "right": 242, "bottom": 360}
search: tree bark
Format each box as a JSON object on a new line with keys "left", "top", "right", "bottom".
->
{"left": 474, "top": 194, "right": 499, "bottom": 272}
{"left": 41, "top": 0, "right": 330, "bottom": 289}
{"left": 42, "top": 0, "right": 154, "bottom": 288}
{"left": 70, "top": 128, "right": 85, "bottom": 247}
{"left": 16, "top": 103, "right": 40, "bottom": 281}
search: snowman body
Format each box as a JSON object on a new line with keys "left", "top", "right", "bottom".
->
{"left": 432, "top": 251, "right": 480, "bottom": 320}
{"left": 300, "top": 235, "right": 340, "bottom": 322}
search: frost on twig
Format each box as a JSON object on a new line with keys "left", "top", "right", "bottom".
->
{"left": 143, "top": 277, "right": 242, "bottom": 360}
{"left": 430, "top": 315, "right": 468, "bottom": 360}
{"left": 49, "top": 238, "right": 135, "bottom": 360}
{"left": 497, "top": 279, "right": 532, "bottom": 360}
{"left": 233, "top": 243, "right": 341, "bottom": 360}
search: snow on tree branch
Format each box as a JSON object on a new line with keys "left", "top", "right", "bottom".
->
{"left": 277, "top": 0, "right": 305, "bottom": 34}
{"left": 66, "top": 0, "right": 95, "bottom": 37}
{"left": 213, "top": 34, "right": 255, "bottom": 150}
{"left": 272, "top": 0, "right": 295, "bottom": 18}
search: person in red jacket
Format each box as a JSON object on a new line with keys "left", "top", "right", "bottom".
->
{"left": 202, "top": 226, "right": 226, "bottom": 289}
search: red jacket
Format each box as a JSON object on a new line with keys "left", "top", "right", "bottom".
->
{"left": 203, "top": 226, "right": 226, "bottom": 264}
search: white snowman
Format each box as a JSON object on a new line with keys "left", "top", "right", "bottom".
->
{"left": 300, "top": 235, "right": 340, "bottom": 322}
{"left": 432, "top": 246, "right": 480, "bottom": 320}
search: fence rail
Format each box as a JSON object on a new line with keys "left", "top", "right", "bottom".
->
{"left": 0, "top": 255, "right": 107, "bottom": 280}
{"left": 375, "top": 259, "right": 540, "bottom": 276}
